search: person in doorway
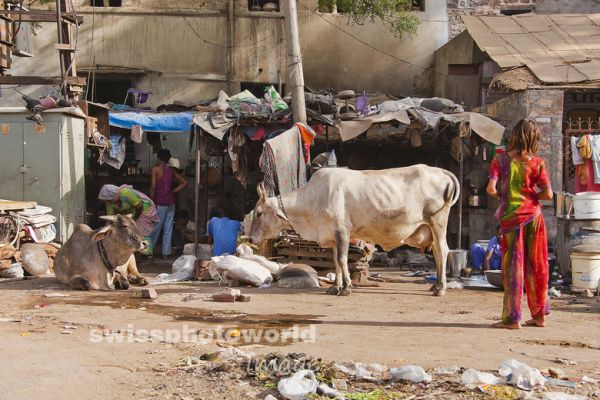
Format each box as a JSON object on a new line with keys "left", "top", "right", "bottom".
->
{"left": 98, "top": 184, "right": 159, "bottom": 256}
{"left": 486, "top": 118, "right": 553, "bottom": 329}
{"left": 149, "top": 149, "right": 188, "bottom": 258}
{"left": 173, "top": 209, "right": 196, "bottom": 247}
{"left": 207, "top": 206, "right": 242, "bottom": 256}
{"left": 470, "top": 226, "right": 503, "bottom": 271}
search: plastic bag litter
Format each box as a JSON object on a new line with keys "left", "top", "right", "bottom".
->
{"left": 434, "top": 366, "right": 460, "bottom": 375}
{"left": 548, "top": 287, "right": 561, "bottom": 298}
{"left": 461, "top": 368, "right": 502, "bottom": 386}
{"left": 498, "top": 359, "right": 545, "bottom": 391}
{"left": 278, "top": 369, "right": 318, "bottom": 400}
{"left": 446, "top": 280, "right": 464, "bottom": 289}
{"left": 264, "top": 85, "right": 289, "bottom": 112}
{"left": 390, "top": 365, "right": 432, "bottom": 383}
{"left": 154, "top": 255, "right": 196, "bottom": 284}
{"left": 542, "top": 393, "right": 587, "bottom": 400}
{"left": 236, "top": 244, "right": 283, "bottom": 275}
{"left": 317, "top": 383, "right": 340, "bottom": 398}
{"left": 210, "top": 255, "right": 273, "bottom": 287}
{"left": 0, "top": 263, "right": 24, "bottom": 279}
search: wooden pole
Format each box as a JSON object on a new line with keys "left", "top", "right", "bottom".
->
{"left": 227, "top": 0, "right": 235, "bottom": 94}
{"left": 194, "top": 128, "right": 200, "bottom": 258}
{"left": 283, "top": 0, "right": 306, "bottom": 124}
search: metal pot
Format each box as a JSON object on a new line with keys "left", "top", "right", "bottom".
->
{"left": 468, "top": 188, "right": 485, "bottom": 208}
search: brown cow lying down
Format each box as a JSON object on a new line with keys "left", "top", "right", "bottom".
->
{"left": 54, "top": 215, "right": 149, "bottom": 290}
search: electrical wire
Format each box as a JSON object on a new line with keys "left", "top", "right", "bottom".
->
{"left": 176, "top": 0, "right": 276, "bottom": 49}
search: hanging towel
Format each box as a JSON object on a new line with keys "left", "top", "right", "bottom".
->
{"left": 259, "top": 126, "right": 307, "bottom": 197}
{"left": 571, "top": 136, "right": 583, "bottom": 166}
{"left": 589, "top": 135, "right": 600, "bottom": 184}
{"left": 578, "top": 134, "right": 592, "bottom": 159}
{"left": 105, "top": 135, "right": 126, "bottom": 170}
{"left": 131, "top": 125, "right": 143, "bottom": 143}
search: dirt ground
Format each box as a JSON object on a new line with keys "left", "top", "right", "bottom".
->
{"left": 1, "top": 262, "right": 599, "bottom": 400}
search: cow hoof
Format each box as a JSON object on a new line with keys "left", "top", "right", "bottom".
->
{"left": 326, "top": 286, "right": 340, "bottom": 295}
{"left": 338, "top": 288, "right": 352, "bottom": 297}
{"left": 433, "top": 288, "right": 446, "bottom": 297}
{"left": 129, "top": 276, "right": 148, "bottom": 286}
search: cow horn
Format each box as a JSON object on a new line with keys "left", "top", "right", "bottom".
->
{"left": 99, "top": 215, "right": 118, "bottom": 222}
{"left": 257, "top": 182, "right": 267, "bottom": 200}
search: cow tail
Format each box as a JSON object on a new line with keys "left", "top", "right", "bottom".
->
{"left": 442, "top": 170, "right": 460, "bottom": 207}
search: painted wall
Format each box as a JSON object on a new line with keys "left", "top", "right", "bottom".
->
{"left": 0, "top": 0, "right": 449, "bottom": 107}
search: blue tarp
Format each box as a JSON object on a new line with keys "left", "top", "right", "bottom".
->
{"left": 108, "top": 112, "right": 195, "bottom": 132}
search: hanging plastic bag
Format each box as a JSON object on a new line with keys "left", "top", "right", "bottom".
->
{"left": 277, "top": 369, "right": 318, "bottom": 400}
{"left": 264, "top": 85, "right": 289, "bottom": 112}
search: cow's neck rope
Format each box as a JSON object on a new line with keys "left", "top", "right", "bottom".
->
{"left": 96, "top": 240, "right": 116, "bottom": 272}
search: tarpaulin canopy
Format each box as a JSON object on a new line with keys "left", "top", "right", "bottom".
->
{"left": 108, "top": 112, "right": 195, "bottom": 132}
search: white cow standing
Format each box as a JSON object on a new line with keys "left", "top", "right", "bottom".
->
{"left": 250, "top": 165, "right": 460, "bottom": 296}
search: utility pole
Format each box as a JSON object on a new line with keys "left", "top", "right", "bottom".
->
{"left": 283, "top": 0, "right": 306, "bottom": 124}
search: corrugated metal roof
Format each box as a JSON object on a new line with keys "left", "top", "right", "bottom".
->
{"left": 462, "top": 13, "right": 600, "bottom": 84}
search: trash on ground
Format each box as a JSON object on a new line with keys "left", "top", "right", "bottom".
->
{"left": 43, "top": 292, "right": 70, "bottom": 298}
{"left": 498, "top": 359, "right": 545, "bottom": 391}
{"left": 153, "top": 255, "right": 196, "bottom": 284}
{"left": 433, "top": 366, "right": 460, "bottom": 375}
{"left": 461, "top": 368, "right": 502, "bottom": 387}
{"left": 317, "top": 382, "right": 340, "bottom": 398}
{"left": 390, "top": 365, "right": 432, "bottom": 383}
{"left": 554, "top": 358, "right": 578, "bottom": 366}
{"left": 0, "top": 263, "right": 24, "bottom": 279}
{"left": 277, "top": 369, "right": 318, "bottom": 400}
{"left": 542, "top": 393, "right": 588, "bottom": 400}
{"left": 237, "top": 244, "right": 284, "bottom": 275}
{"left": 548, "top": 287, "right": 561, "bottom": 298}
{"left": 478, "top": 384, "right": 519, "bottom": 399}
{"left": 446, "top": 280, "right": 464, "bottom": 289}
{"left": 545, "top": 378, "right": 578, "bottom": 388}
{"left": 276, "top": 264, "right": 320, "bottom": 289}
{"left": 209, "top": 255, "right": 273, "bottom": 287}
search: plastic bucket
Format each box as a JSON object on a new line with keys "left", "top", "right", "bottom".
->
{"left": 447, "top": 249, "right": 468, "bottom": 278}
{"left": 570, "top": 252, "right": 600, "bottom": 290}
{"left": 573, "top": 192, "right": 600, "bottom": 219}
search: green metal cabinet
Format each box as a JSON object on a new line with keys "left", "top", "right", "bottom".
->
{"left": 0, "top": 108, "right": 86, "bottom": 242}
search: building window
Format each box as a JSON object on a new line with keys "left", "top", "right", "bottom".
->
{"left": 91, "top": 0, "right": 122, "bottom": 6}
{"left": 248, "top": 0, "right": 280, "bottom": 12}
{"left": 317, "top": 1, "right": 346, "bottom": 14}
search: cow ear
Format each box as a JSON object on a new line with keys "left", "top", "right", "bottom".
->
{"left": 92, "top": 225, "right": 113, "bottom": 242}
{"left": 100, "top": 215, "right": 118, "bottom": 222}
{"left": 274, "top": 207, "right": 290, "bottom": 223}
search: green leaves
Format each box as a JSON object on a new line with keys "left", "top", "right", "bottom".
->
{"left": 317, "top": 0, "right": 420, "bottom": 37}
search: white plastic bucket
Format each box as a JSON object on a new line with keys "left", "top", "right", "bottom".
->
{"left": 573, "top": 192, "right": 600, "bottom": 219}
{"left": 570, "top": 252, "right": 600, "bottom": 290}
{"left": 447, "top": 249, "right": 468, "bottom": 278}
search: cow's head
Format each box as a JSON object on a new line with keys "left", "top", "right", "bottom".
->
{"left": 92, "top": 214, "right": 148, "bottom": 253}
{"left": 249, "top": 182, "right": 289, "bottom": 244}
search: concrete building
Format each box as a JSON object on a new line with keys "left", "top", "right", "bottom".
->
{"left": 1, "top": 0, "right": 450, "bottom": 107}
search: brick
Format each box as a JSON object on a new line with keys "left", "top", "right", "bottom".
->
{"left": 141, "top": 288, "right": 158, "bottom": 299}
{"left": 213, "top": 293, "right": 236, "bottom": 302}
{"left": 236, "top": 294, "right": 251, "bottom": 302}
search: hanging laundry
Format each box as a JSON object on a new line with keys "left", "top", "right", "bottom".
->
{"left": 295, "top": 122, "right": 316, "bottom": 163}
{"left": 104, "top": 135, "right": 126, "bottom": 170}
{"left": 571, "top": 136, "right": 583, "bottom": 166}
{"left": 574, "top": 159, "right": 600, "bottom": 193}
{"left": 227, "top": 127, "right": 248, "bottom": 188}
{"left": 590, "top": 135, "right": 600, "bottom": 184}
{"left": 241, "top": 126, "right": 267, "bottom": 141}
{"left": 578, "top": 134, "right": 592, "bottom": 159}
{"left": 259, "top": 126, "right": 307, "bottom": 197}
{"left": 130, "top": 125, "right": 143, "bottom": 143}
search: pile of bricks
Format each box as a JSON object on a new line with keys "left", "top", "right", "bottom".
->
{"left": 212, "top": 287, "right": 251, "bottom": 303}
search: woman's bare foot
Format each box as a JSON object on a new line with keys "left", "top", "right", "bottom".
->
{"left": 525, "top": 316, "right": 546, "bottom": 327}
{"left": 492, "top": 321, "right": 521, "bottom": 329}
